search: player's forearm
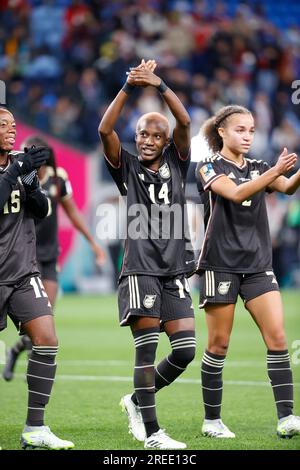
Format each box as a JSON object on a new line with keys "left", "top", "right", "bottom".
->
{"left": 231, "top": 167, "right": 280, "bottom": 203}
{"left": 26, "top": 189, "right": 49, "bottom": 219}
{"left": 64, "top": 205, "right": 94, "bottom": 243}
{"left": 0, "top": 178, "right": 13, "bottom": 211}
{"left": 98, "top": 90, "right": 128, "bottom": 137}
{"left": 160, "top": 87, "right": 191, "bottom": 129}
{"left": 284, "top": 170, "right": 300, "bottom": 195}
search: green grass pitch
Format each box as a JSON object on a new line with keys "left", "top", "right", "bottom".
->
{"left": 1, "top": 290, "right": 299, "bottom": 450}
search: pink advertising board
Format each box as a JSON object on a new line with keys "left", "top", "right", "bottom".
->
{"left": 15, "top": 121, "right": 89, "bottom": 266}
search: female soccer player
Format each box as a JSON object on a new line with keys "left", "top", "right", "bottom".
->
{"left": 3, "top": 135, "right": 105, "bottom": 380}
{"left": 196, "top": 104, "right": 300, "bottom": 439}
{"left": 0, "top": 107, "right": 74, "bottom": 449}
{"left": 98, "top": 60, "right": 196, "bottom": 449}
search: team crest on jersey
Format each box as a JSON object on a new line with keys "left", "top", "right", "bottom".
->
{"left": 143, "top": 295, "right": 157, "bottom": 309}
{"left": 250, "top": 170, "right": 260, "bottom": 180}
{"left": 159, "top": 163, "right": 170, "bottom": 179}
{"left": 217, "top": 281, "right": 231, "bottom": 295}
{"left": 200, "top": 163, "right": 216, "bottom": 182}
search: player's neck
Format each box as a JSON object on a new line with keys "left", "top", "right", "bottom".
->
{"left": 140, "top": 154, "right": 162, "bottom": 172}
{"left": 0, "top": 150, "right": 9, "bottom": 166}
{"left": 220, "top": 147, "right": 244, "bottom": 166}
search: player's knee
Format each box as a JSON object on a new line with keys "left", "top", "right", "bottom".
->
{"left": 208, "top": 336, "right": 229, "bottom": 355}
{"left": 32, "top": 334, "right": 58, "bottom": 347}
{"left": 172, "top": 345, "right": 196, "bottom": 367}
{"left": 266, "top": 331, "right": 287, "bottom": 351}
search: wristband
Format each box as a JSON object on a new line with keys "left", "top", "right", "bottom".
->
{"left": 157, "top": 80, "right": 168, "bottom": 94}
{"left": 122, "top": 82, "right": 135, "bottom": 95}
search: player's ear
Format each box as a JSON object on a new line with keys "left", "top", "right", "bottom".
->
{"left": 217, "top": 127, "right": 224, "bottom": 138}
{"left": 134, "top": 133, "right": 138, "bottom": 142}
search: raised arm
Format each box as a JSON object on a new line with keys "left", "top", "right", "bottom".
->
{"left": 98, "top": 60, "right": 157, "bottom": 167}
{"left": 98, "top": 90, "right": 127, "bottom": 168}
{"left": 209, "top": 148, "right": 297, "bottom": 203}
{"left": 127, "top": 68, "right": 191, "bottom": 157}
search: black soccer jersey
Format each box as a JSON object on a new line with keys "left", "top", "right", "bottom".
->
{"left": 105, "top": 141, "right": 195, "bottom": 278}
{"left": 35, "top": 167, "right": 72, "bottom": 262}
{"left": 196, "top": 153, "right": 273, "bottom": 273}
{"left": 0, "top": 154, "right": 45, "bottom": 285}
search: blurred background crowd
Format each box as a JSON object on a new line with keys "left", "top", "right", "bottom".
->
{"left": 1, "top": 0, "right": 300, "bottom": 289}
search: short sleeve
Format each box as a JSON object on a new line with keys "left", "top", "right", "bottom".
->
{"left": 56, "top": 167, "right": 73, "bottom": 200}
{"left": 166, "top": 140, "right": 191, "bottom": 180}
{"left": 196, "top": 159, "right": 226, "bottom": 190}
{"left": 104, "top": 147, "right": 135, "bottom": 195}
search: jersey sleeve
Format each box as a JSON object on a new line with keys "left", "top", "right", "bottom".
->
{"left": 56, "top": 167, "right": 73, "bottom": 200}
{"left": 196, "top": 159, "right": 225, "bottom": 190}
{"left": 104, "top": 147, "right": 133, "bottom": 195}
{"left": 166, "top": 140, "right": 191, "bottom": 180}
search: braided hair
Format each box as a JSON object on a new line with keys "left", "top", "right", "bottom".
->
{"left": 202, "top": 105, "right": 252, "bottom": 153}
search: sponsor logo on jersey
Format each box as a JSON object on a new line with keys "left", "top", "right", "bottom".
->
{"left": 217, "top": 281, "right": 231, "bottom": 295}
{"left": 239, "top": 177, "right": 250, "bottom": 182}
{"left": 143, "top": 294, "right": 156, "bottom": 309}
{"left": 159, "top": 163, "right": 170, "bottom": 179}
{"left": 200, "top": 163, "right": 216, "bottom": 182}
{"left": 250, "top": 170, "right": 260, "bottom": 180}
{"left": 227, "top": 172, "right": 236, "bottom": 179}
{"left": 138, "top": 173, "right": 145, "bottom": 181}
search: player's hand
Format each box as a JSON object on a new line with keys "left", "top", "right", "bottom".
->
{"left": 136, "top": 59, "right": 157, "bottom": 73}
{"left": 21, "top": 172, "right": 39, "bottom": 192}
{"left": 127, "top": 68, "right": 161, "bottom": 88}
{"left": 91, "top": 243, "right": 106, "bottom": 267}
{"left": 126, "top": 59, "right": 157, "bottom": 85}
{"left": 275, "top": 148, "right": 297, "bottom": 175}
{"left": 16, "top": 146, "right": 50, "bottom": 174}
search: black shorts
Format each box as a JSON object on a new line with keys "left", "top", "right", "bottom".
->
{"left": 199, "top": 270, "right": 280, "bottom": 309}
{"left": 0, "top": 275, "right": 52, "bottom": 333}
{"left": 118, "top": 274, "right": 194, "bottom": 326}
{"left": 38, "top": 259, "right": 59, "bottom": 282}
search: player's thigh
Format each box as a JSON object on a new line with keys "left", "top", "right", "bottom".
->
{"left": 42, "top": 280, "right": 58, "bottom": 308}
{"left": 204, "top": 303, "right": 235, "bottom": 340}
{"left": 161, "top": 274, "right": 195, "bottom": 330}
{"left": 244, "top": 289, "right": 285, "bottom": 347}
{"left": 8, "top": 275, "right": 52, "bottom": 335}
{"left": 118, "top": 275, "right": 162, "bottom": 327}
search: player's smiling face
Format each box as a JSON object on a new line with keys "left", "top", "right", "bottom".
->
{"left": 0, "top": 109, "right": 16, "bottom": 154}
{"left": 219, "top": 113, "right": 255, "bottom": 156}
{"left": 135, "top": 118, "right": 169, "bottom": 165}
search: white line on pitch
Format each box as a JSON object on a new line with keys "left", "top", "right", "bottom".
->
{"left": 16, "top": 373, "right": 298, "bottom": 387}
{"left": 17, "top": 359, "right": 270, "bottom": 367}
